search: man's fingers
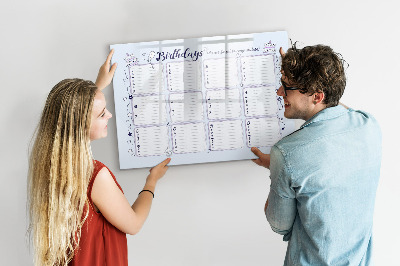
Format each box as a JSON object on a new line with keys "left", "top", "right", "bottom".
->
{"left": 279, "top": 47, "right": 285, "bottom": 57}
{"left": 251, "top": 147, "right": 263, "bottom": 157}
{"left": 251, "top": 158, "right": 262, "bottom": 166}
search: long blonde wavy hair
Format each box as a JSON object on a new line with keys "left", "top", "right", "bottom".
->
{"left": 28, "top": 79, "right": 98, "bottom": 265}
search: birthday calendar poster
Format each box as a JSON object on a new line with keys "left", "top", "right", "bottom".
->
{"left": 110, "top": 31, "right": 294, "bottom": 169}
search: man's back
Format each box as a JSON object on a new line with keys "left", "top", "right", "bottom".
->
{"left": 267, "top": 105, "right": 382, "bottom": 266}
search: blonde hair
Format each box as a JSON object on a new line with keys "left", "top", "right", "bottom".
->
{"left": 28, "top": 79, "right": 98, "bottom": 265}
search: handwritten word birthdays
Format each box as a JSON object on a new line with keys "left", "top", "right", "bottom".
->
{"left": 156, "top": 48, "right": 203, "bottom": 62}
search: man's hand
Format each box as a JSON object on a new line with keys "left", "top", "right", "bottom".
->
{"left": 251, "top": 147, "right": 271, "bottom": 169}
{"left": 96, "top": 49, "right": 117, "bottom": 90}
{"left": 280, "top": 47, "right": 285, "bottom": 58}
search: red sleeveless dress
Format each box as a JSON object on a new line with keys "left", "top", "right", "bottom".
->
{"left": 69, "top": 160, "right": 128, "bottom": 266}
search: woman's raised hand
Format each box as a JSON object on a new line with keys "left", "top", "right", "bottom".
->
{"left": 95, "top": 49, "right": 117, "bottom": 90}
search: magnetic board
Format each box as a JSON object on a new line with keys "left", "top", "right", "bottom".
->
{"left": 110, "top": 31, "right": 294, "bottom": 169}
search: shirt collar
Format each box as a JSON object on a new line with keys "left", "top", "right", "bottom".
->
{"left": 300, "top": 105, "right": 349, "bottom": 129}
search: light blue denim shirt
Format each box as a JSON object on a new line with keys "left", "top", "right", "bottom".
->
{"left": 266, "top": 105, "right": 382, "bottom": 266}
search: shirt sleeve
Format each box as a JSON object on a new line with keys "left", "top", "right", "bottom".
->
{"left": 266, "top": 145, "right": 297, "bottom": 241}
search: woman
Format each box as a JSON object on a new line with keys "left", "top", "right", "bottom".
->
{"left": 28, "top": 50, "right": 170, "bottom": 266}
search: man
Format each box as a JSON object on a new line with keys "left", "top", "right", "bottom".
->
{"left": 251, "top": 44, "right": 381, "bottom": 265}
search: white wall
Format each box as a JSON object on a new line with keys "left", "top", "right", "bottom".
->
{"left": 1, "top": 0, "right": 399, "bottom": 265}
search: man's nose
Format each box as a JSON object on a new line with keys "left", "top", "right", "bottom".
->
{"left": 277, "top": 85, "right": 285, "bottom": 97}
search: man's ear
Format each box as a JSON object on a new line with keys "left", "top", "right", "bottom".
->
{"left": 313, "top": 92, "right": 325, "bottom": 105}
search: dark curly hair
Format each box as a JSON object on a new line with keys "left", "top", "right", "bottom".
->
{"left": 281, "top": 43, "right": 348, "bottom": 107}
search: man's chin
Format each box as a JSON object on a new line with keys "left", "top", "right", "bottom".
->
{"left": 283, "top": 111, "right": 293, "bottom": 119}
